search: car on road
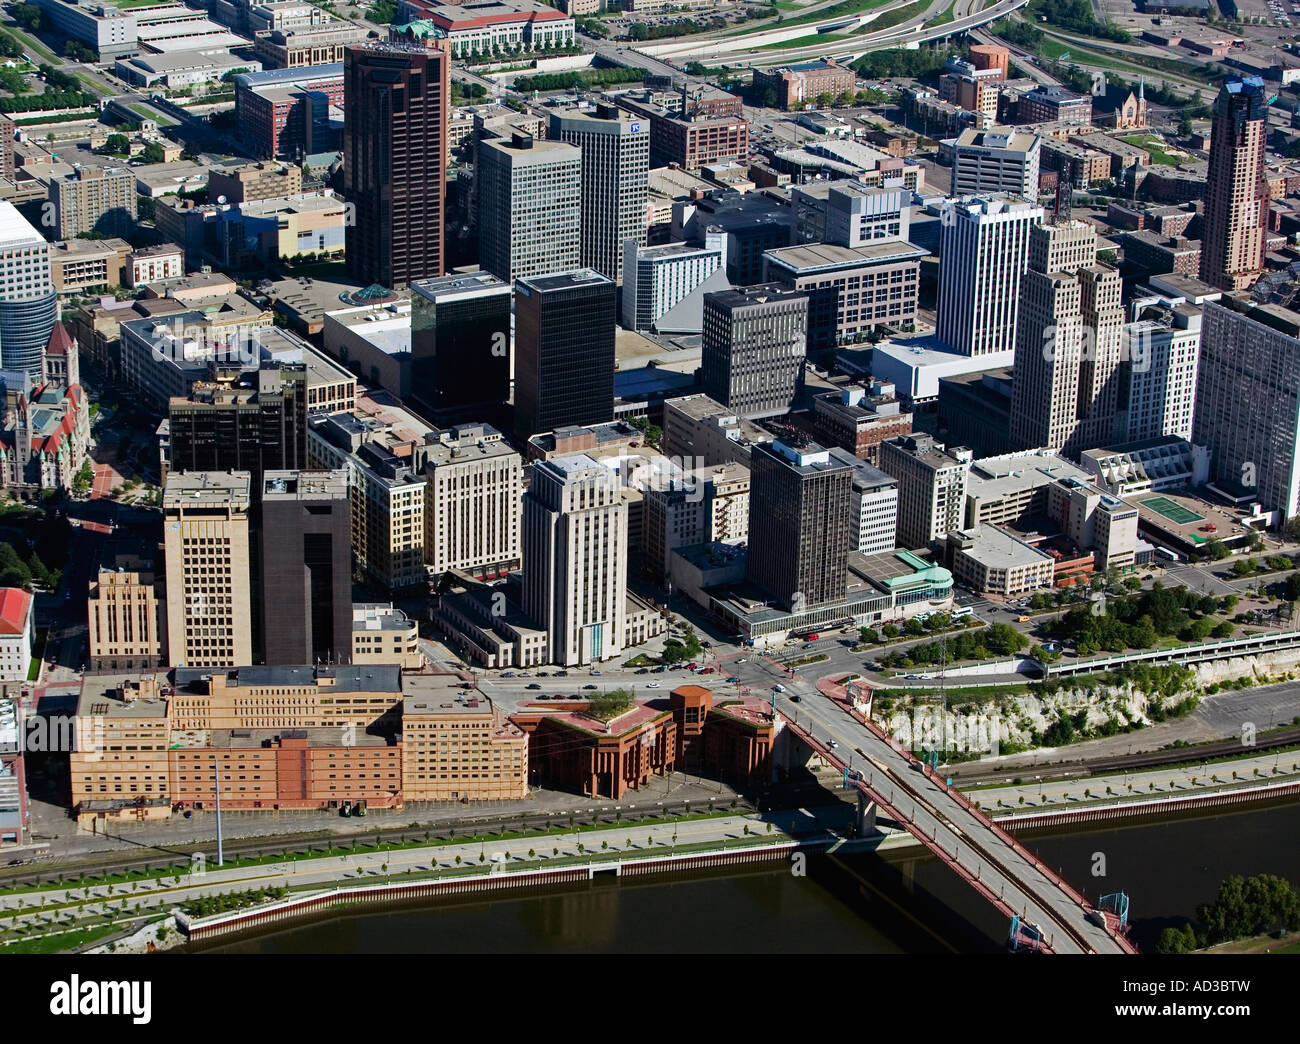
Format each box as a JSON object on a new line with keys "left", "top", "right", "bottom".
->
{"left": 686, "top": 662, "right": 698, "bottom": 670}
{"left": 790, "top": 694, "right": 801, "bottom": 703}
{"left": 701, "top": 667, "right": 716, "bottom": 674}
{"left": 526, "top": 683, "right": 541, "bottom": 690}
{"left": 652, "top": 665, "right": 667, "bottom": 673}
{"left": 591, "top": 670, "right": 602, "bottom": 676}
{"left": 583, "top": 684, "right": 598, "bottom": 690}
{"left": 736, "top": 657, "right": 747, "bottom": 663}
{"left": 502, "top": 671, "right": 516, "bottom": 678}
{"left": 773, "top": 684, "right": 786, "bottom": 693}
{"left": 556, "top": 670, "right": 568, "bottom": 677}
{"left": 829, "top": 740, "right": 839, "bottom": 749}
{"left": 727, "top": 676, "right": 740, "bottom": 683}
{"left": 807, "top": 633, "right": 820, "bottom": 641}
{"left": 635, "top": 667, "right": 649, "bottom": 674}
{"left": 647, "top": 682, "right": 661, "bottom": 688}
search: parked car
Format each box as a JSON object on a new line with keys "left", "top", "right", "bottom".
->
{"left": 702, "top": 667, "right": 716, "bottom": 674}
{"left": 636, "top": 667, "right": 649, "bottom": 674}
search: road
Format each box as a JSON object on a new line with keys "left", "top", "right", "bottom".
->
{"left": 774, "top": 677, "right": 1129, "bottom": 953}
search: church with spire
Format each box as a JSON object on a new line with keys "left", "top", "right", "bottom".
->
{"left": 0, "top": 321, "right": 90, "bottom": 497}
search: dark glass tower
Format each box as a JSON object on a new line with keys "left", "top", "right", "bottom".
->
{"left": 259, "top": 471, "right": 353, "bottom": 666}
{"left": 513, "top": 269, "right": 616, "bottom": 441}
{"left": 344, "top": 40, "right": 448, "bottom": 289}
{"left": 409, "top": 271, "right": 511, "bottom": 424}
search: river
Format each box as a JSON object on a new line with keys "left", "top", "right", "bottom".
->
{"left": 192, "top": 799, "right": 1300, "bottom": 954}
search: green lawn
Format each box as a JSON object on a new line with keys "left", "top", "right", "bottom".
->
{"left": 0, "top": 921, "right": 120, "bottom": 954}
{"left": 758, "top": 31, "right": 848, "bottom": 49}
{"left": 1119, "top": 135, "right": 1188, "bottom": 166}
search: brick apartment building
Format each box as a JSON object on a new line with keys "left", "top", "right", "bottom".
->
{"left": 752, "top": 59, "right": 855, "bottom": 110}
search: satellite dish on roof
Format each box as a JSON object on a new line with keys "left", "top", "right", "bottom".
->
{"left": 216, "top": 195, "right": 227, "bottom": 204}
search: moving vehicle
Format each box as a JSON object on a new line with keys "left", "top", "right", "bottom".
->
{"left": 790, "top": 694, "right": 802, "bottom": 703}
{"left": 526, "top": 683, "right": 542, "bottom": 690}
{"left": 1017, "top": 615, "right": 1031, "bottom": 623}
{"left": 583, "top": 684, "right": 598, "bottom": 690}
{"left": 773, "top": 684, "right": 786, "bottom": 693}
{"left": 951, "top": 606, "right": 973, "bottom": 619}
{"left": 807, "top": 633, "right": 820, "bottom": 641}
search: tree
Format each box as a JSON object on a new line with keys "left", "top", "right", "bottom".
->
{"left": 63, "top": 40, "right": 97, "bottom": 63}
{"left": 102, "top": 134, "right": 130, "bottom": 157}
{"left": 140, "top": 141, "right": 166, "bottom": 165}
{"left": 1202, "top": 537, "right": 1230, "bottom": 561}
{"left": 72, "top": 459, "right": 94, "bottom": 497}
{"left": 1177, "top": 116, "right": 1192, "bottom": 137}
{"left": 858, "top": 627, "right": 879, "bottom": 645}
{"left": 661, "top": 638, "right": 687, "bottom": 665}
{"left": 681, "top": 624, "right": 702, "bottom": 658}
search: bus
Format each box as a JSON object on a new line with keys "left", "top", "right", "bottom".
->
{"left": 951, "top": 606, "right": 973, "bottom": 619}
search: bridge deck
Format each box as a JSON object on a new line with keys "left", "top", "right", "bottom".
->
{"left": 778, "top": 679, "right": 1134, "bottom": 954}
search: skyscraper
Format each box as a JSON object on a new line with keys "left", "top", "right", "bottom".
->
{"left": 513, "top": 269, "right": 616, "bottom": 441}
{"left": 0, "top": 201, "right": 56, "bottom": 384}
{"left": 1194, "top": 296, "right": 1300, "bottom": 520}
{"left": 936, "top": 196, "right": 1043, "bottom": 357}
{"left": 409, "top": 272, "right": 512, "bottom": 423}
{"left": 344, "top": 40, "right": 448, "bottom": 289}
{"left": 164, "top": 364, "right": 309, "bottom": 483}
{"left": 700, "top": 284, "right": 808, "bottom": 420}
{"left": 477, "top": 133, "right": 581, "bottom": 284}
{"left": 163, "top": 471, "right": 255, "bottom": 669}
{"left": 550, "top": 104, "right": 649, "bottom": 284}
{"left": 522, "top": 454, "right": 627, "bottom": 666}
{"left": 879, "top": 434, "right": 971, "bottom": 550}
{"left": 259, "top": 470, "right": 352, "bottom": 666}
{"left": 1200, "top": 77, "right": 1268, "bottom": 292}
{"left": 746, "top": 439, "right": 855, "bottom": 612}
{"left": 1118, "top": 302, "right": 1202, "bottom": 443}
{"left": 1009, "top": 221, "right": 1124, "bottom": 458}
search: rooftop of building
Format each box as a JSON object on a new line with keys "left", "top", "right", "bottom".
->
{"left": 966, "top": 449, "right": 1094, "bottom": 501}
{"left": 352, "top": 603, "right": 415, "bottom": 631}
{"left": 168, "top": 726, "right": 395, "bottom": 750}
{"left": 763, "top": 240, "right": 926, "bottom": 273}
{"left": 173, "top": 663, "right": 404, "bottom": 694}
{"left": 410, "top": 270, "right": 510, "bottom": 301}
{"left": 949, "top": 524, "right": 1054, "bottom": 569}
{"left": 954, "top": 127, "right": 1041, "bottom": 151}
{"left": 76, "top": 673, "right": 172, "bottom": 720}
{"left": 0, "top": 588, "right": 31, "bottom": 636}
{"left": 261, "top": 469, "right": 348, "bottom": 501}
{"left": 518, "top": 268, "right": 612, "bottom": 293}
{"left": 162, "top": 469, "right": 252, "bottom": 505}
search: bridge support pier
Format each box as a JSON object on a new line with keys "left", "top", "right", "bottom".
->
{"left": 855, "top": 791, "right": 877, "bottom": 836}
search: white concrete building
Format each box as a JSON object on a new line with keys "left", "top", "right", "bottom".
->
{"left": 851, "top": 462, "right": 898, "bottom": 554}
{"left": 522, "top": 454, "right": 628, "bottom": 666}
{"left": 1120, "top": 303, "right": 1202, "bottom": 443}
{"left": 0, "top": 589, "right": 33, "bottom": 682}
{"left": 936, "top": 196, "right": 1043, "bottom": 358}
{"left": 621, "top": 241, "right": 728, "bottom": 333}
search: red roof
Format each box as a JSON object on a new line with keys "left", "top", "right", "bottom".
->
{"left": 0, "top": 588, "right": 32, "bottom": 635}
{"left": 45, "top": 321, "right": 73, "bottom": 357}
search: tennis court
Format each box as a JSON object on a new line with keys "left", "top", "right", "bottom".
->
{"left": 1140, "top": 495, "right": 1206, "bottom": 526}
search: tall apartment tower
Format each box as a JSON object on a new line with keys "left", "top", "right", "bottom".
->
{"left": 1200, "top": 77, "right": 1269, "bottom": 292}
{"left": 409, "top": 272, "right": 512, "bottom": 423}
{"left": 477, "top": 133, "right": 581, "bottom": 284}
{"left": 259, "top": 470, "right": 352, "bottom": 666}
{"left": 522, "top": 454, "right": 627, "bottom": 666}
{"left": 550, "top": 104, "right": 650, "bottom": 284}
{"left": 343, "top": 40, "right": 449, "bottom": 289}
{"left": 936, "top": 196, "right": 1043, "bottom": 357}
{"left": 163, "top": 471, "right": 255, "bottom": 669}
{"left": 1118, "top": 304, "right": 1202, "bottom": 443}
{"left": 1194, "top": 297, "right": 1300, "bottom": 521}
{"left": 1010, "top": 221, "right": 1124, "bottom": 458}
{"left": 165, "top": 364, "right": 309, "bottom": 483}
{"left": 878, "top": 434, "right": 972, "bottom": 550}
{"left": 0, "top": 201, "right": 57, "bottom": 384}
{"left": 746, "top": 439, "right": 855, "bottom": 612}
{"left": 50, "top": 166, "right": 135, "bottom": 240}
{"left": 700, "top": 284, "right": 808, "bottom": 420}
{"left": 514, "top": 269, "right": 616, "bottom": 441}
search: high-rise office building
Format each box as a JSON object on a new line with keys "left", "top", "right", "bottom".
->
{"left": 621, "top": 241, "right": 728, "bottom": 334}
{"left": 344, "top": 40, "right": 448, "bottom": 289}
{"left": 259, "top": 470, "right": 352, "bottom": 666}
{"left": 700, "top": 284, "right": 808, "bottom": 420}
{"left": 163, "top": 471, "right": 255, "bottom": 668}
{"left": 1194, "top": 296, "right": 1300, "bottom": 520}
{"left": 409, "top": 272, "right": 512, "bottom": 422}
{"left": 879, "top": 434, "right": 971, "bottom": 550}
{"left": 514, "top": 269, "right": 616, "bottom": 441}
{"left": 421, "top": 423, "right": 523, "bottom": 581}
{"left": 522, "top": 454, "right": 627, "bottom": 666}
{"left": 746, "top": 439, "right": 855, "bottom": 612}
{"left": 951, "top": 128, "right": 1041, "bottom": 198}
{"left": 0, "top": 201, "right": 57, "bottom": 384}
{"left": 550, "top": 104, "right": 649, "bottom": 284}
{"left": 164, "top": 364, "right": 309, "bottom": 482}
{"left": 1009, "top": 221, "right": 1124, "bottom": 458}
{"left": 477, "top": 133, "right": 581, "bottom": 284}
{"left": 936, "top": 196, "right": 1043, "bottom": 357}
{"left": 1200, "top": 77, "right": 1268, "bottom": 292}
